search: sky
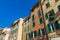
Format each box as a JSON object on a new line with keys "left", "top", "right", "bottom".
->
{"left": 0, "top": 0, "right": 38, "bottom": 28}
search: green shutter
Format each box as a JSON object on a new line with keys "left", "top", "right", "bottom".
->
{"left": 49, "top": 15, "right": 54, "bottom": 21}
{"left": 29, "top": 33, "right": 30, "bottom": 39}
{"left": 34, "top": 31, "right": 37, "bottom": 38}
{"left": 39, "top": 18, "right": 43, "bottom": 24}
{"left": 42, "top": 28, "right": 45, "bottom": 35}
{"left": 24, "top": 27, "right": 26, "bottom": 32}
{"left": 26, "top": 33, "right": 30, "bottom": 40}
{"left": 58, "top": 5, "right": 60, "bottom": 11}
{"left": 26, "top": 34, "right": 27, "bottom": 40}
{"left": 51, "top": 9, "right": 55, "bottom": 15}
{"left": 49, "top": 9, "right": 55, "bottom": 21}
{"left": 32, "top": 15, "right": 34, "bottom": 21}
{"left": 33, "top": 22, "right": 35, "bottom": 27}
{"left": 47, "top": 24, "right": 52, "bottom": 33}
{"left": 31, "top": 32, "right": 33, "bottom": 38}
{"left": 55, "top": 20, "right": 60, "bottom": 30}
{"left": 45, "top": 13, "right": 48, "bottom": 19}
{"left": 28, "top": 26, "right": 30, "bottom": 31}
{"left": 38, "top": 29, "right": 41, "bottom": 36}
{"left": 28, "top": 18, "right": 30, "bottom": 23}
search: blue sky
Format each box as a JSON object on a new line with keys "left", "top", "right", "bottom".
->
{"left": 0, "top": 0, "right": 38, "bottom": 28}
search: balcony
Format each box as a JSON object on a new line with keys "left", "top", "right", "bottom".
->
{"left": 49, "top": 11, "right": 60, "bottom": 23}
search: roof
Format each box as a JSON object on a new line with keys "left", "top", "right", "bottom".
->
{"left": 30, "top": 1, "right": 40, "bottom": 12}
{"left": 24, "top": 15, "right": 30, "bottom": 22}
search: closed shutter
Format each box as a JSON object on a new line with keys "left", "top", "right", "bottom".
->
{"left": 34, "top": 31, "right": 37, "bottom": 38}
{"left": 55, "top": 20, "right": 60, "bottom": 30}
{"left": 33, "top": 22, "right": 35, "bottom": 27}
{"left": 32, "top": 15, "right": 34, "bottom": 21}
{"left": 47, "top": 24, "right": 52, "bottom": 33}
{"left": 42, "top": 28, "right": 45, "bottom": 35}
{"left": 40, "top": 29, "right": 43, "bottom": 36}
{"left": 38, "top": 29, "right": 41, "bottom": 36}
{"left": 45, "top": 13, "right": 48, "bottom": 19}
{"left": 31, "top": 32, "right": 33, "bottom": 38}
{"left": 39, "top": 18, "right": 43, "bottom": 24}
{"left": 51, "top": 9, "right": 55, "bottom": 15}
{"left": 58, "top": 5, "right": 60, "bottom": 11}
{"left": 28, "top": 26, "right": 30, "bottom": 31}
{"left": 49, "top": 9, "right": 55, "bottom": 21}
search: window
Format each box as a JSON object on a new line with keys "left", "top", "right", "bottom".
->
{"left": 55, "top": 20, "right": 60, "bottom": 30}
{"left": 33, "top": 31, "right": 37, "bottom": 38}
{"left": 26, "top": 33, "right": 30, "bottom": 40}
{"left": 58, "top": 5, "right": 60, "bottom": 11}
{"left": 47, "top": 23, "right": 54, "bottom": 33}
{"left": 38, "top": 29, "right": 43, "bottom": 37}
{"left": 31, "top": 31, "right": 37, "bottom": 38}
{"left": 38, "top": 28, "right": 45, "bottom": 37}
{"left": 28, "top": 18, "right": 30, "bottom": 23}
{"left": 24, "top": 27, "right": 26, "bottom": 32}
{"left": 26, "top": 20, "right": 28, "bottom": 24}
{"left": 38, "top": 10, "right": 42, "bottom": 17}
{"left": 32, "top": 22, "right": 35, "bottom": 27}
{"left": 32, "top": 15, "right": 34, "bottom": 21}
{"left": 15, "top": 28, "right": 18, "bottom": 33}
{"left": 12, "top": 28, "right": 18, "bottom": 35}
{"left": 24, "top": 21, "right": 26, "bottom": 24}
{"left": 46, "top": 2, "right": 50, "bottom": 8}
{"left": 51, "top": 23, "right": 55, "bottom": 31}
{"left": 39, "top": 18, "right": 43, "bottom": 24}
{"left": 48, "top": 9, "right": 55, "bottom": 21}
{"left": 28, "top": 26, "right": 30, "bottom": 31}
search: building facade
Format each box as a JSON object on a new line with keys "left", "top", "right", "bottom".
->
{"left": 22, "top": 0, "right": 60, "bottom": 40}
{"left": 11, "top": 18, "right": 24, "bottom": 40}
{"left": 0, "top": 28, "right": 3, "bottom": 40}
{"left": 22, "top": 16, "right": 31, "bottom": 40}
{"left": 42, "top": 0, "right": 60, "bottom": 37}
{"left": 22, "top": 2, "right": 47, "bottom": 40}
{"left": 2, "top": 28, "right": 11, "bottom": 40}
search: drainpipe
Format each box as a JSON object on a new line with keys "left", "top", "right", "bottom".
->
{"left": 39, "top": 0, "right": 49, "bottom": 40}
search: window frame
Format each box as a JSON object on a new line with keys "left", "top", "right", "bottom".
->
{"left": 46, "top": 2, "right": 50, "bottom": 8}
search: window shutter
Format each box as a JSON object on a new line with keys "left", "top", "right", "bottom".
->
{"left": 45, "top": 13, "right": 48, "bottom": 19}
{"left": 34, "top": 31, "right": 37, "bottom": 38}
{"left": 42, "top": 28, "right": 45, "bottom": 35}
{"left": 51, "top": 9, "right": 55, "bottom": 15}
{"left": 28, "top": 26, "right": 30, "bottom": 31}
{"left": 58, "top": 5, "right": 60, "bottom": 11}
{"left": 39, "top": 18, "right": 43, "bottom": 24}
{"left": 47, "top": 24, "right": 52, "bottom": 33}
{"left": 33, "top": 22, "right": 35, "bottom": 27}
{"left": 31, "top": 32, "right": 33, "bottom": 38}
{"left": 32, "top": 15, "right": 34, "bottom": 21}
{"left": 38, "top": 29, "right": 41, "bottom": 36}
{"left": 55, "top": 20, "right": 60, "bottom": 30}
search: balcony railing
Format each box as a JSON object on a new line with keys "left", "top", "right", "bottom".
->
{"left": 49, "top": 11, "right": 60, "bottom": 23}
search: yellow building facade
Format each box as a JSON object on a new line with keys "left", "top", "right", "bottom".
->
{"left": 22, "top": 16, "right": 31, "bottom": 40}
{"left": 42, "top": 0, "right": 60, "bottom": 37}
